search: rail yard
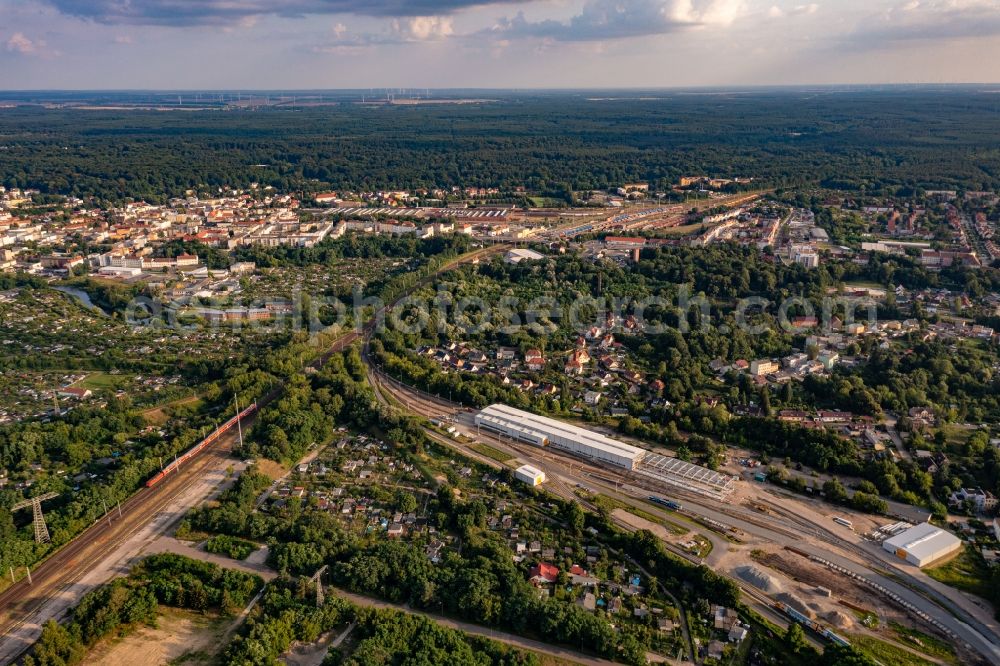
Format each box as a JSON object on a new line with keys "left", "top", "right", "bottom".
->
{"left": 363, "top": 355, "right": 1000, "bottom": 665}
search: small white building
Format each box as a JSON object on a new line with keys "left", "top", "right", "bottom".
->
{"left": 882, "top": 522, "right": 961, "bottom": 567}
{"left": 818, "top": 352, "right": 840, "bottom": 370}
{"left": 98, "top": 265, "right": 142, "bottom": 278}
{"left": 514, "top": 464, "right": 546, "bottom": 487}
{"left": 505, "top": 248, "right": 545, "bottom": 264}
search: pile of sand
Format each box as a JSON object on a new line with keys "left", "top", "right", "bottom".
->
{"left": 776, "top": 593, "right": 816, "bottom": 619}
{"left": 825, "top": 611, "right": 854, "bottom": 630}
{"left": 734, "top": 565, "right": 783, "bottom": 594}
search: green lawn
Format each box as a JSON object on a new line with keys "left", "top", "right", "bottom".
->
{"left": 468, "top": 442, "right": 515, "bottom": 464}
{"left": 76, "top": 372, "right": 131, "bottom": 390}
{"left": 925, "top": 545, "right": 993, "bottom": 600}
{"left": 935, "top": 423, "right": 976, "bottom": 449}
{"left": 142, "top": 395, "right": 205, "bottom": 425}
{"left": 528, "top": 196, "right": 577, "bottom": 209}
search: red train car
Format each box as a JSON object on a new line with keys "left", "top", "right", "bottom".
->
{"left": 146, "top": 403, "right": 257, "bottom": 488}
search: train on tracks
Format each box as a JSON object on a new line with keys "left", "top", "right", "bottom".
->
{"left": 774, "top": 602, "right": 851, "bottom": 647}
{"left": 648, "top": 495, "right": 683, "bottom": 511}
{"left": 145, "top": 402, "right": 258, "bottom": 488}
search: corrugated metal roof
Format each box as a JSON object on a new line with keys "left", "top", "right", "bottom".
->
{"left": 883, "top": 522, "right": 961, "bottom": 561}
{"left": 478, "top": 403, "right": 644, "bottom": 461}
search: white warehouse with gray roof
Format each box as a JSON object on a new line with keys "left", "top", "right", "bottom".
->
{"left": 881, "top": 522, "right": 962, "bottom": 567}
{"left": 474, "top": 404, "right": 735, "bottom": 498}
{"left": 476, "top": 403, "right": 644, "bottom": 469}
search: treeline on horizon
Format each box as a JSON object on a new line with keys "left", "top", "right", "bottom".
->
{"left": 2, "top": 90, "right": 1000, "bottom": 202}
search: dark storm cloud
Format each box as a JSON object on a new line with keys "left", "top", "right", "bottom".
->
{"left": 42, "top": 0, "right": 520, "bottom": 25}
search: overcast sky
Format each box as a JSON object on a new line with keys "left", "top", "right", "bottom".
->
{"left": 2, "top": 0, "right": 1000, "bottom": 89}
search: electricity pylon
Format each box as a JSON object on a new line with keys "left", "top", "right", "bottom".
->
{"left": 12, "top": 492, "right": 58, "bottom": 544}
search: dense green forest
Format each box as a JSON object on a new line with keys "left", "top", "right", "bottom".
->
{"left": 330, "top": 608, "right": 538, "bottom": 666}
{"left": 3, "top": 89, "right": 1000, "bottom": 202}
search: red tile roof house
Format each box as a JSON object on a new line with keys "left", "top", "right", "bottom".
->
{"left": 525, "top": 349, "right": 546, "bottom": 371}
{"left": 57, "top": 387, "right": 92, "bottom": 400}
{"left": 529, "top": 562, "right": 560, "bottom": 586}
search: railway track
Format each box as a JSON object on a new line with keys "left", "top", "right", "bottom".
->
{"left": 362, "top": 372, "right": 871, "bottom": 547}
{"left": 0, "top": 436, "right": 239, "bottom": 664}
{"left": 0, "top": 298, "right": 378, "bottom": 664}
{"left": 363, "top": 356, "right": 713, "bottom": 661}
{"left": 356, "top": 245, "right": 1000, "bottom": 663}
{"left": 360, "top": 370, "right": 1000, "bottom": 657}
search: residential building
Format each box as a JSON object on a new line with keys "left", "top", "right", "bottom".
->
{"left": 529, "top": 562, "right": 559, "bottom": 585}
{"left": 750, "top": 359, "right": 779, "bottom": 376}
{"left": 950, "top": 488, "right": 998, "bottom": 513}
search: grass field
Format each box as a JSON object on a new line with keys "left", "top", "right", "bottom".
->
{"left": 469, "top": 442, "right": 515, "bottom": 463}
{"left": 658, "top": 221, "right": 710, "bottom": 237}
{"left": 925, "top": 545, "right": 992, "bottom": 600}
{"left": 889, "top": 622, "right": 958, "bottom": 665}
{"left": 528, "top": 197, "right": 568, "bottom": 208}
{"left": 843, "top": 280, "right": 887, "bottom": 290}
{"left": 851, "top": 636, "right": 937, "bottom": 666}
{"left": 75, "top": 371, "right": 130, "bottom": 390}
{"left": 82, "top": 606, "right": 228, "bottom": 666}
{"left": 936, "top": 422, "right": 977, "bottom": 449}
{"left": 592, "top": 494, "right": 688, "bottom": 535}
{"left": 255, "top": 458, "right": 287, "bottom": 481}
{"left": 143, "top": 395, "right": 205, "bottom": 425}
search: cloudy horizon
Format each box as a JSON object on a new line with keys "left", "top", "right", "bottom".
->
{"left": 3, "top": 1, "right": 1000, "bottom": 89}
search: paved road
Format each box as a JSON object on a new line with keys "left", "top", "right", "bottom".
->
{"left": 252, "top": 233, "right": 1000, "bottom": 664}
{"left": 882, "top": 414, "right": 912, "bottom": 462}
{"left": 366, "top": 370, "right": 709, "bottom": 662}
{"left": 143, "top": 536, "right": 277, "bottom": 581}
{"left": 657, "top": 494, "right": 1000, "bottom": 663}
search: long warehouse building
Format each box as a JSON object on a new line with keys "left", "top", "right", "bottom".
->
{"left": 882, "top": 522, "right": 962, "bottom": 567}
{"left": 475, "top": 403, "right": 646, "bottom": 470}
{"left": 474, "top": 404, "right": 736, "bottom": 498}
